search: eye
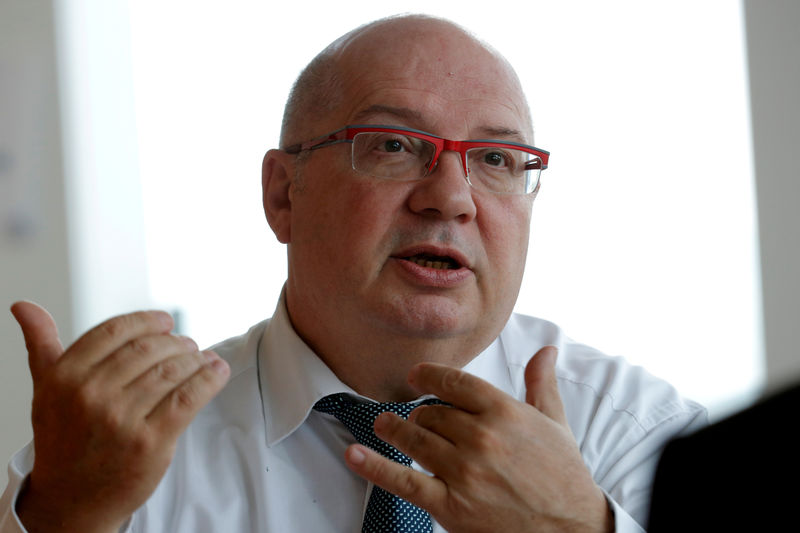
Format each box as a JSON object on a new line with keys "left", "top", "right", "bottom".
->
{"left": 479, "top": 150, "right": 514, "bottom": 168}
{"left": 483, "top": 151, "right": 507, "bottom": 167}
{"left": 370, "top": 134, "right": 426, "bottom": 155}
{"left": 382, "top": 139, "right": 404, "bottom": 153}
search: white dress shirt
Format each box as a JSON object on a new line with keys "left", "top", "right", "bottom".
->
{"left": 1, "top": 297, "right": 706, "bottom": 532}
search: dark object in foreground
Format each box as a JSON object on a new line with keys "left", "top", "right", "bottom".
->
{"left": 648, "top": 383, "right": 800, "bottom": 531}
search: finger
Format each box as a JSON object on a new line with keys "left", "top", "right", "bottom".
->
{"left": 407, "top": 363, "right": 502, "bottom": 413}
{"left": 373, "top": 412, "right": 455, "bottom": 476}
{"left": 146, "top": 354, "right": 230, "bottom": 440}
{"left": 124, "top": 348, "right": 218, "bottom": 416}
{"left": 92, "top": 334, "right": 199, "bottom": 388}
{"left": 11, "top": 301, "right": 64, "bottom": 383}
{"left": 524, "top": 346, "right": 568, "bottom": 425}
{"left": 408, "top": 404, "right": 476, "bottom": 446}
{"left": 67, "top": 310, "right": 174, "bottom": 368}
{"left": 344, "top": 443, "right": 447, "bottom": 511}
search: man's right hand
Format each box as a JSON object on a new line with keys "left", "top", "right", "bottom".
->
{"left": 9, "top": 302, "right": 230, "bottom": 533}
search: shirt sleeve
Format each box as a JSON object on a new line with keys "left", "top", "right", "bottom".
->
{"left": 591, "top": 403, "right": 708, "bottom": 530}
{"left": 600, "top": 402, "right": 706, "bottom": 533}
{"left": 553, "top": 346, "right": 709, "bottom": 529}
{"left": 0, "top": 444, "right": 34, "bottom": 533}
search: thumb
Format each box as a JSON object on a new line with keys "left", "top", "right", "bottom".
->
{"left": 524, "top": 345, "right": 568, "bottom": 426}
{"left": 10, "top": 301, "right": 65, "bottom": 382}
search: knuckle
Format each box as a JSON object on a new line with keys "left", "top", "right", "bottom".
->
{"left": 401, "top": 427, "right": 429, "bottom": 457}
{"left": 129, "top": 426, "right": 157, "bottom": 453}
{"left": 74, "top": 381, "right": 101, "bottom": 411}
{"left": 192, "top": 349, "right": 209, "bottom": 367}
{"left": 100, "top": 404, "right": 127, "bottom": 433}
{"left": 380, "top": 413, "right": 403, "bottom": 438}
{"left": 98, "top": 315, "right": 129, "bottom": 340}
{"left": 492, "top": 400, "right": 517, "bottom": 421}
{"left": 368, "top": 454, "right": 390, "bottom": 478}
{"left": 409, "top": 404, "right": 430, "bottom": 425}
{"left": 470, "top": 424, "right": 501, "bottom": 454}
{"left": 172, "top": 380, "right": 198, "bottom": 411}
{"left": 411, "top": 404, "right": 445, "bottom": 429}
{"left": 154, "top": 358, "right": 183, "bottom": 383}
{"left": 396, "top": 469, "right": 423, "bottom": 501}
{"left": 454, "top": 457, "right": 482, "bottom": 482}
{"left": 72, "top": 382, "right": 129, "bottom": 433}
{"left": 128, "top": 337, "right": 153, "bottom": 357}
{"left": 439, "top": 368, "right": 465, "bottom": 393}
{"left": 94, "top": 311, "right": 168, "bottom": 344}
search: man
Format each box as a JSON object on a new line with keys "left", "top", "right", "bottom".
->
{"left": 0, "top": 14, "right": 705, "bottom": 533}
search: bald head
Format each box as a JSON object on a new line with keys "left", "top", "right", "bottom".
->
{"left": 279, "top": 15, "right": 533, "bottom": 148}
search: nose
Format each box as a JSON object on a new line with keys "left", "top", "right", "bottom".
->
{"left": 407, "top": 150, "right": 477, "bottom": 222}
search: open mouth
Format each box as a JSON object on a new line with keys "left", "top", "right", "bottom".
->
{"left": 405, "top": 253, "right": 461, "bottom": 270}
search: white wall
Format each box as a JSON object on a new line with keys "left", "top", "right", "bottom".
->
{"left": 0, "top": 0, "right": 71, "bottom": 491}
{"left": 744, "top": 0, "right": 800, "bottom": 393}
{"left": 54, "top": 0, "right": 151, "bottom": 334}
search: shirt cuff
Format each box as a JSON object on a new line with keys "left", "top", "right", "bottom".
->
{"left": 607, "top": 494, "right": 646, "bottom": 533}
{"left": 0, "top": 444, "right": 35, "bottom": 533}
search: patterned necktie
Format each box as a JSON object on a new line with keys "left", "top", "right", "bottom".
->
{"left": 314, "top": 393, "right": 443, "bottom": 533}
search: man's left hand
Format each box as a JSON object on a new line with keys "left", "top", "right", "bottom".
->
{"left": 344, "top": 346, "right": 614, "bottom": 533}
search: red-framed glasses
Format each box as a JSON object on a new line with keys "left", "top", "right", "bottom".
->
{"left": 284, "top": 124, "right": 550, "bottom": 195}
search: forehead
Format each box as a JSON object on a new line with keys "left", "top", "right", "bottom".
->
{"left": 329, "top": 20, "right": 532, "bottom": 141}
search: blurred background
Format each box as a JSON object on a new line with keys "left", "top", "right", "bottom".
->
{"left": 1, "top": 0, "right": 798, "bottom": 487}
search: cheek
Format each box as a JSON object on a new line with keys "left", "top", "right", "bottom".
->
{"left": 333, "top": 181, "right": 396, "bottom": 239}
{"left": 482, "top": 199, "right": 532, "bottom": 264}
{"left": 294, "top": 179, "right": 400, "bottom": 267}
{"left": 477, "top": 199, "right": 532, "bottom": 305}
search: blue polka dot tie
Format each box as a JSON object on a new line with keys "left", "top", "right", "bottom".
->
{"left": 314, "top": 393, "right": 443, "bottom": 533}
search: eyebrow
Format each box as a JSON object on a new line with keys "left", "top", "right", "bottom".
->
{"left": 352, "top": 104, "right": 528, "bottom": 143}
{"left": 473, "top": 126, "right": 527, "bottom": 143}
{"left": 352, "top": 105, "right": 424, "bottom": 123}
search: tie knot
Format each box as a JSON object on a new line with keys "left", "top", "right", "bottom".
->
{"left": 314, "top": 393, "right": 442, "bottom": 464}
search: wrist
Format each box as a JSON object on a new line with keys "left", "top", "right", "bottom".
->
{"left": 16, "top": 478, "right": 123, "bottom": 533}
{"left": 599, "top": 491, "right": 616, "bottom": 533}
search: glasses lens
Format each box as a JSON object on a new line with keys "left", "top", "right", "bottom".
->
{"left": 466, "top": 147, "right": 542, "bottom": 194}
{"left": 351, "top": 132, "right": 436, "bottom": 180}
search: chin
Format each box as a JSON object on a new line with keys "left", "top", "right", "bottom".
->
{"left": 370, "top": 294, "right": 479, "bottom": 340}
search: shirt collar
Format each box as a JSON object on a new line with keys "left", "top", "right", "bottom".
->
{"left": 257, "top": 292, "right": 357, "bottom": 447}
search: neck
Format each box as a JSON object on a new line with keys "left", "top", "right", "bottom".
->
{"left": 287, "top": 312, "right": 484, "bottom": 402}
{"left": 327, "top": 335, "right": 482, "bottom": 402}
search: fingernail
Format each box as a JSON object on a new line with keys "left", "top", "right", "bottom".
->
{"left": 347, "top": 446, "right": 366, "bottom": 465}
{"left": 210, "top": 357, "right": 229, "bottom": 375}
{"left": 545, "top": 345, "right": 559, "bottom": 361}
{"left": 180, "top": 336, "right": 198, "bottom": 350}
{"left": 156, "top": 311, "right": 174, "bottom": 329}
{"left": 373, "top": 412, "right": 392, "bottom": 431}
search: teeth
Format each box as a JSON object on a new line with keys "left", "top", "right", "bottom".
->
{"left": 410, "top": 257, "right": 453, "bottom": 270}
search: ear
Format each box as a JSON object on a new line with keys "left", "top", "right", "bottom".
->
{"left": 262, "top": 149, "right": 293, "bottom": 243}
